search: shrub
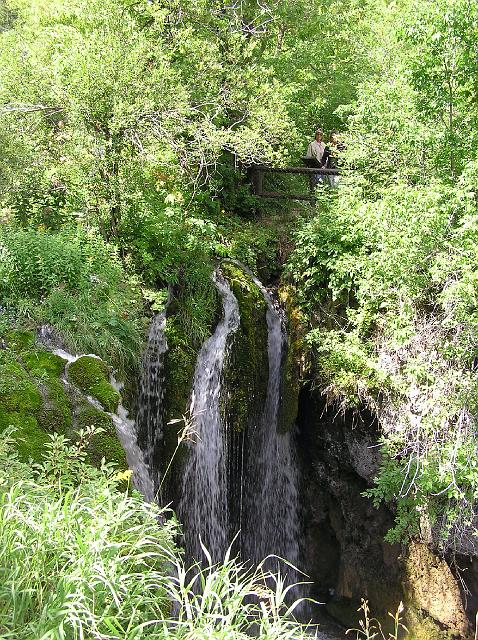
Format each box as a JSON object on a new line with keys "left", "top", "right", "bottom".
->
{"left": 288, "top": 179, "right": 478, "bottom": 551}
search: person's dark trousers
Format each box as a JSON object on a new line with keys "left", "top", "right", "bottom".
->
{"left": 302, "top": 157, "right": 324, "bottom": 190}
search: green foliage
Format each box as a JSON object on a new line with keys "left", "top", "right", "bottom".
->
{"left": 400, "top": 0, "right": 478, "bottom": 178}
{"left": 0, "top": 227, "right": 112, "bottom": 299}
{"left": 289, "top": 100, "right": 478, "bottom": 549}
{"left": 0, "top": 0, "right": 304, "bottom": 238}
{"left": 366, "top": 435, "right": 478, "bottom": 547}
{"left": 4, "top": 329, "right": 36, "bottom": 351}
{"left": 0, "top": 430, "right": 177, "bottom": 639}
{"left": 0, "top": 227, "right": 145, "bottom": 373}
{"left": 216, "top": 212, "right": 286, "bottom": 281}
{"left": 0, "top": 430, "right": 312, "bottom": 639}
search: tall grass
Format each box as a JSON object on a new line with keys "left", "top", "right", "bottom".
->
{"left": 347, "top": 600, "right": 407, "bottom": 640}
{"left": 0, "top": 430, "right": 312, "bottom": 640}
{"left": 0, "top": 431, "right": 176, "bottom": 639}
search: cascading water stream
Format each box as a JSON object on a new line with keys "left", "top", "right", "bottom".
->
{"left": 221, "top": 261, "right": 302, "bottom": 578}
{"left": 136, "top": 307, "right": 169, "bottom": 495}
{"left": 239, "top": 268, "right": 302, "bottom": 591}
{"left": 52, "top": 348, "right": 156, "bottom": 502}
{"left": 175, "top": 261, "right": 301, "bottom": 590}
{"left": 177, "top": 271, "right": 240, "bottom": 563}
{"left": 50, "top": 293, "right": 170, "bottom": 505}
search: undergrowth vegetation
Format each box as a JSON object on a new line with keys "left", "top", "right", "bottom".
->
{"left": 285, "top": 0, "right": 478, "bottom": 557}
{"left": 2, "top": 0, "right": 478, "bottom": 631}
{"left": 0, "top": 429, "right": 310, "bottom": 640}
{"left": 0, "top": 227, "right": 144, "bottom": 373}
{"left": 289, "top": 177, "right": 478, "bottom": 553}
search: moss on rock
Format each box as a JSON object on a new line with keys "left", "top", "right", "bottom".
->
{"left": 160, "top": 284, "right": 221, "bottom": 504}
{"left": 221, "top": 262, "right": 269, "bottom": 432}
{"left": 161, "top": 318, "right": 200, "bottom": 503}
{"left": 89, "top": 380, "right": 120, "bottom": 413}
{"left": 0, "top": 360, "right": 43, "bottom": 414}
{"left": 163, "top": 327, "right": 197, "bottom": 423}
{"left": 0, "top": 326, "right": 127, "bottom": 471}
{"left": 68, "top": 356, "right": 120, "bottom": 413}
{"left": 37, "top": 377, "right": 72, "bottom": 433}
{"left": 22, "top": 350, "right": 67, "bottom": 378}
{"left": 0, "top": 412, "right": 50, "bottom": 463}
{"left": 74, "top": 401, "right": 127, "bottom": 469}
{"left": 69, "top": 355, "right": 110, "bottom": 388}
{"left": 401, "top": 542, "right": 472, "bottom": 639}
{"left": 5, "top": 329, "right": 36, "bottom": 352}
{"left": 0, "top": 344, "right": 65, "bottom": 462}
{"left": 278, "top": 285, "right": 306, "bottom": 433}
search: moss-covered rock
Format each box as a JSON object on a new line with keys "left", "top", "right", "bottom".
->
{"left": 37, "top": 377, "right": 72, "bottom": 433}
{"left": 401, "top": 542, "right": 472, "bottom": 639}
{"left": 0, "top": 325, "right": 128, "bottom": 471}
{"left": 0, "top": 413, "right": 50, "bottom": 463}
{"left": 163, "top": 326, "right": 197, "bottom": 423}
{"left": 89, "top": 379, "right": 120, "bottom": 413}
{"left": 160, "top": 317, "right": 202, "bottom": 504}
{"left": 5, "top": 329, "right": 36, "bottom": 352}
{"left": 278, "top": 285, "right": 306, "bottom": 433}
{"left": 221, "top": 262, "right": 269, "bottom": 432}
{"left": 160, "top": 284, "right": 221, "bottom": 505}
{"left": 69, "top": 355, "right": 110, "bottom": 388}
{"left": 0, "top": 347, "right": 64, "bottom": 463}
{"left": 68, "top": 356, "right": 120, "bottom": 413}
{"left": 22, "top": 350, "right": 67, "bottom": 378}
{"left": 0, "top": 360, "right": 43, "bottom": 414}
{"left": 74, "top": 400, "right": 127, "bottom": 469}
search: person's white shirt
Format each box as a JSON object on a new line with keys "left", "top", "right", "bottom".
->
{"left": 306, "top": 140, "right": 326, "bottom": 163}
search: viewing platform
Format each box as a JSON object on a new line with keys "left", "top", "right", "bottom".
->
{"left": 249, "top": 164, "right": 341, "bottom": 202}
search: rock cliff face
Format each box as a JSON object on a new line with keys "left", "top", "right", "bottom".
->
{"left": 296, "top": 384, "right": 473, "bottom": 638}
{"left": 403, "top": 542, "right": 471, "bottom": 639}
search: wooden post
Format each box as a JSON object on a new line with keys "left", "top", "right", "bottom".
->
{"left": 249, "top": 165, "right": 264, "bottom": 196}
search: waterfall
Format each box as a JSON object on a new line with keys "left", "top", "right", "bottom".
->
{"left": 241, "top": 273, "right": 301, "bottom": 584}
{"left": 110, "top": 379, "right": 156, "bottom": 503}
{"left": 137, "top": 265, "right": 302, "bottom": 594}
{"left": 219, "top": 260, "right": 302, "bottom": 577}
{"left": 136, "top": 308, "right": 169, "bottom": 495}
{"left": 178, "top": 271, "right": 240, "bottom": 563}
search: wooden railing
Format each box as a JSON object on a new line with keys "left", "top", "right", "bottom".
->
{"left": 249, "top": 165, "right": 341, "bottom": 201}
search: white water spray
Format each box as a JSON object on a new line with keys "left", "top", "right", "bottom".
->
{"left": 178, "top": 271, "right": 240, "bottom": 563}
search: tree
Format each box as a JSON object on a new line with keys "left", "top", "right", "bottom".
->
{"left": 402, "top": 0, "right": 478, "bottom": 178}
{"left": 0, "top": 0, "right": 297, "bottom": 235}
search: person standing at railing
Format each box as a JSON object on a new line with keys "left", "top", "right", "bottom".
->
{"left": 323, "top": 131, "right": 345, "bottom": 187}
{"left": 305, "top": 128, "right": 326, "bottom": 168}
{"left": 304, "top": 128, "right": 327, "bottom": 187}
